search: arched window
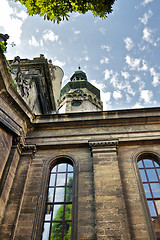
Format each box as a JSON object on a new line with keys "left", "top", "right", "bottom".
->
{"left": 138, "top": 157, "right": 160, "bottom": 239}
{"left": 41, "top": 161, "right": 74, "bottom": 240}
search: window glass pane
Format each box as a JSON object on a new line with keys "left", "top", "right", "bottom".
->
{"left": 139, "top": 169, "right": 147, "bottom": 182}
{"left": 50, "top": 222, "right": 63, "bottom": 239}
{"left": 55, "top": 188, "right": 65, "bottom": 202}
{"left": 154, "top": 161, "right": 160, "bottom": 167}
{"left": 68, "top": 164, "right": 73, "bottom": 171}
{"left": 143, "top": 159, "right": 154, "bottom": 168}
{"left": 143, "top": 184, "right": 152, "bottom": 198}
{"left": 146, "top": 169, "right": 158, "bottom": 181}
{"left": 49, "top": 174, "right": 55, "bottom": 186}
{"left": 51, "top": 165, "right": 57, "bottom": 173}
{"left": 67, "top": 173, "right": 73, "bottom": 185}
{"left": 66, "top": 187, "right": 73, "bottom": 202}
{"left": 56, "top": 174, "right": 66, "bottom": 186}
{"left": 65, "top": 204, "right": 72, "bottom": 220}
{"left": 47, "top": 188, "right": 54, "bottom": 202}
{"left": 138, "top": 161, "right": 143, "bottom": 168}
{"left": 155, "top": 200, "right": 160, "bottom": 215}
{"left": 157, "top": 169, "right": 160, "bottom": 179}
{"left": 42, "top": 222, "right": 50, "bottom": 240}
{"left": 44, "top": 204, "right": 52, "bottom": 221}
{"left": 148, "top": 200, "right": 157, "bottom": 217}
{"left": 64, "top": 222, "right": 72, "bottom": 239}
{"left": 52, "top": 204, "right": 64, "bottom": 220}
{"left": 58, "top": 163, "right": 66, "bottom": 172}
{"left": 42, "top": 162, "right": 73, "bottom": 240}
{"left": 150, "top": 183, "right": 160, "bottom": 198}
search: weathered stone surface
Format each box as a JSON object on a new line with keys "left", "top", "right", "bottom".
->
{"left": 0, "top": 48, "right": 159, "bottom": 240}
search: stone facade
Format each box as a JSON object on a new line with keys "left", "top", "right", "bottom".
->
{"left": 0, "top": 47, "right": 160, "bottom": 239}
{"left": 8, "top": 54, "right": 63, "bottom": 114}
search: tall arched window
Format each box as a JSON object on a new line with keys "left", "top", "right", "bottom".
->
{"left": 138, "top": 157, "right": 160, "bottom": 239}
{"left": 42, "top": 161, "right": 74, "bottom": 240}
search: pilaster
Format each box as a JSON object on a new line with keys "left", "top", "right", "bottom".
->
{"left": 89, "top": 139, "right": 131, "bottom": 240}
{"left": 0, "top": 136, "right": 22, "bottom": 223}
{"left": 0, "top": 143, "right": 36, "bottom": 240}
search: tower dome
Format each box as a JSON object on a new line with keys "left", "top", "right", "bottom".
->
{"left": 70, "top": 68, "right": 87, "bottom": 81}
{"left": 58, "top": 69, "right": 103, "bottom": 113}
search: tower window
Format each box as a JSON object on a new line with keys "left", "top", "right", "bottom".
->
{"left": 138, "top": 158, "right": 160, "bottom": 239}
{"left": 42, "top": 162, "right": 73, "bottom": 240}
{"left": 72, "top": 100, "right": 82, "bottom": 107}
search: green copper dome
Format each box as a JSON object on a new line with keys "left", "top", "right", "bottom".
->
{"left": 60, "top": 69, "right": 100, "bottom": 99}
{"left": 70, "top": 69, "right": 87, "bottom": 81}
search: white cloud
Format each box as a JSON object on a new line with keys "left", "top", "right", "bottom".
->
{"left": 124, "top": 37, "right": 134, "bottom": 51}
{"left": 100, "top": 57, "right": 109, "bottom": 64}
{"left": 85, "top": 56, "right": 89, "bottom": 61}
{"left": 15, "top": 9, "right": 28, "bottom": 21}
{"left": 53, "top": 59, "right": 66, "bottom": 68}
{"left": 142, "top": 27, "right": 153, "bottom": 44}
{"left": 139, "top": 10, "right": 152, "bottom": 25}
{"left": 150, "top": 68, "right": 160, "bottom": 87}
{"left": 121, "top": 71, "right": 130, "bottom": 79}
{"left": 132, "top": 75, "right": 145, "bottom": 90}
{"left": 126, "top": 94, "right": 131, "bottom": 103}
{"left": 104, "top": 69, "right": 135, "bottom": 96}
{"left": 113, "top": 90, "right": 122, "bottom": 100}
{"left": 91, "top": 80, "right": 111, "bottom": 110}
{"left": 125, "top": 55, "right": 148, "bottom": 71}
{"left": 43, "top": 30, "right": 59, "bottom": 42}
{"left": 140, "top": 89, "right": 153, "bottom": 104}
{"left": 104, "top": 69, "right": 113, "bottom": 80}
{"left": 0, "top": 0, "right": 28, "bottom": 45}
{"left": 99, "top": 28, "right": 106, "bottom": 35}
{"left": 28, "top": 36, "right": 43, "bottom": 47}
{"left": 133, "top": 102, "right": 143, "bottom": 108}
{"left": 62, "top": 74, "right": 68, "bottom": 86}
{"left": 74, "top": 30, "right": 80, "bottom": 35}
{"left": 125, "top": 55, "right": 140, "bottom": 70}
{"left": 141, "top": 0, "right": 153, "bottom": 6}
{"left": 101, "top": 44, "right": 111, "bottom": 52}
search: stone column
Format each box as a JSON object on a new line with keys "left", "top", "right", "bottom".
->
{"left": 89, "top": 140, "right": 131, "bottom": 240}
{"left": 0, "top": 144, "right": 36, "bottom": 240}
{"left": 0, "top": 136, "right": 22, "bottom": 223}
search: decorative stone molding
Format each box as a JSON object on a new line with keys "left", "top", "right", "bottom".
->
{"left": 89, "top": 139, "right": 119, "bottom": 148}
{"left": 12, "top": 136, "right": 21, "bottom": 145}
{"left": 89, "top": 139, "right": 119, "bottom": 156}
{"left": 21, "top": 144, "right": 37, "bottom": 157}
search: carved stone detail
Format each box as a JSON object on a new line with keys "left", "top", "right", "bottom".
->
{"left": 21, "top": 145, "right": 37, "bottom": 158}
{"left": 89, "top": 139, "right": 119, "bottom": 148}
{"left": 22, "top": 144, "right": 36, "bottom": 152}
{"left": 12, "top": 136, "right": 21, "bottom": 145}
{"left": 89, "top": 139, "right": 119, "bottom": 156}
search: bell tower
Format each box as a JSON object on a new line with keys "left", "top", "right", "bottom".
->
{"left": 58, "top": 68, "right": 103, "bottom": 113}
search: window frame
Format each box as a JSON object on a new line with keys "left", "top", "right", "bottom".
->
{"left": 134, "top": 152, "right": 160, "bottom": 240}
{"left": 138, "top": 158, "right": 160, "bottom": 220}
{"left": 33, "top": 155, "right": 78, "bottom": 240}
{"left": 42, "top": 162, "right": 73, "bottom": 240}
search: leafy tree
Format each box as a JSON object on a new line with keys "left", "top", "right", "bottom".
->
{"left": 0, "top": 41, "right": 7, "bottom": 53}
{"left": 12, "top": 0, "right": 116, "bottom": 23}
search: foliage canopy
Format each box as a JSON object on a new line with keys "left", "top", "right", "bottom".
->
{"left": 13, "top": 0, "right": 116, "bottom": 23}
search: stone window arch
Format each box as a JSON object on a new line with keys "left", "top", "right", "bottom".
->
{"left": 41, "top": 157, "right": 75, "bottom": 240}
{"left": 137, "top": 153, "right": 160, "bottom": 239}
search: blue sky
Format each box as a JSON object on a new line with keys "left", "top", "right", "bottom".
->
{"left": 0, "top": 0, "right": 160, "bottom": 110}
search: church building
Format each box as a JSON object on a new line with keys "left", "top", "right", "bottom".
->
{"left": 0, "top": 45, "right": 160, "bottom": 240}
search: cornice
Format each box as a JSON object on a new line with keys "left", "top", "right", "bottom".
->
{"left": 89, "top": 139, "right": 119, "bottom": 148}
